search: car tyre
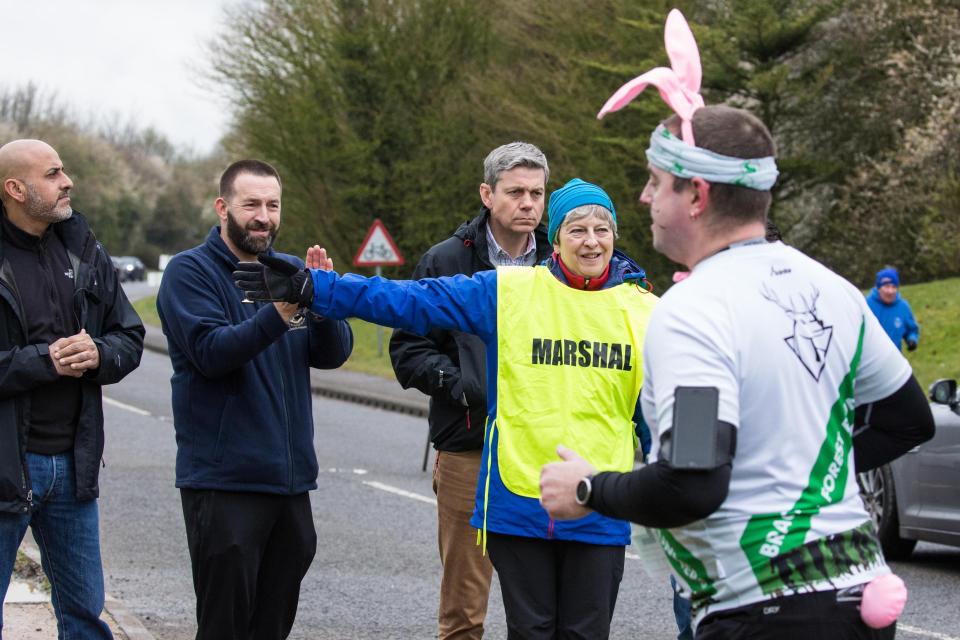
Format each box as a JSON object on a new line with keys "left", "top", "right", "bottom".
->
{"left": 857, "top": 465, "right": 917, "bottom": 560}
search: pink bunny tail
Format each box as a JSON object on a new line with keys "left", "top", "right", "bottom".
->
{"left": 860, "top": 574, "right": 907, "bottom": 629}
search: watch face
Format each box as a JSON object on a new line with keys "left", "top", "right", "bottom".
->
{"left": 576, "top": 478, "right": 590, "bottom": 504}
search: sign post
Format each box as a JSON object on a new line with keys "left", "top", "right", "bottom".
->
{"left": 353, "top": 219, "right": 405, "bottom": 356}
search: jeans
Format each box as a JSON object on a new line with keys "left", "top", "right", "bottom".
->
{"left": 671, "top": 575, "right": 694, "bottom": 640}
{"left": 0, "top": 452, "right": 112, "bottom": 639}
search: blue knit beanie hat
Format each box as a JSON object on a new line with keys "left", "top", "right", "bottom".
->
{"left": 547, "top": 178, "right": 616, "bottom": 244}
{"left": 876, "top": 267, "right": 899, "bottom": 288}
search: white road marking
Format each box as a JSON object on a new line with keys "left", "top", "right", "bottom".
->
{"left": 362, "top": 481, "right": 437, "bottom": 506}
{"left": 322, "top": 468, "right": 369, "bottom": 475}
{"left": 898, "top": 625, "right": 960, "bottom": 640}
{"left": 358, "top": 487, "right": 652, "bottom": 559}
{"left": 103, "top": 396, "right": 152, "bottom": 417}
{"left": 358, "top": 486, "right": 650, "bottom": 562}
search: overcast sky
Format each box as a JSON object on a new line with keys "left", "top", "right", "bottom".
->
{"left": 0, "top": 0, "right": 240, "bottom": 154}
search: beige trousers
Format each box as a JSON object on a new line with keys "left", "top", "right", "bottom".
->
{"left": 433, "top": 449, "right": 494, "bottom": 640}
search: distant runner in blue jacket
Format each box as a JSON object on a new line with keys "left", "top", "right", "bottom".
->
{"left": 866, "top": 267, "right": 919, "bottom": 352}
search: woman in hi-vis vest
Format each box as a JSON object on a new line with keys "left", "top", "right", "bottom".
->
{"left": 234, "top": 178, "right": 659, "bottom": 639}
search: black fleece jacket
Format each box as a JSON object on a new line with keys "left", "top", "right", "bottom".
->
{"left": 0, "top": 206, "right": 144, "bottom": 513}
{"left": 389, "top": 208, "right": 551, "bottom": 452}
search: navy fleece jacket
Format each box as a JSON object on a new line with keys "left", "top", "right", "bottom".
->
{"left": 157, "top": 227, "right": 353, "bottom": 493}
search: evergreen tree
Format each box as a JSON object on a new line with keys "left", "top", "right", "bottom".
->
{"left": 208, "top": 0, "right": 489, "bottom": 272}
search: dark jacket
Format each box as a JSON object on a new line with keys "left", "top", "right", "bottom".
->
{"left": 157, "top": 227, "right": 353, "bottom": 494}
{"left": 0, "top": 207, "right": 145, "bottom": 514}
{"left": 389, "top": 208, "right": 551, "bottom": 452}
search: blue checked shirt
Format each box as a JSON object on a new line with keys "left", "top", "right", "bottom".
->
{"left": 486, "top": 224, "right": 539, "bottom": 267}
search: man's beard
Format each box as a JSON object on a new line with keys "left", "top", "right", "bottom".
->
{"left": 25, "top": 183, "right": 72, "bottom": 224}
{"left": 226, "top": 208, "right": 278, "bottom": 256}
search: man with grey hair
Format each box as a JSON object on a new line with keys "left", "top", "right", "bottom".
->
{"left": 389, "top": 141, "right": 552, "bottom": 639}
{"left": 0, "top": 139, "right": 144, "bottom": 638}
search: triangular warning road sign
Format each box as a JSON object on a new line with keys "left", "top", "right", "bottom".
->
{"left": 353, "top": 218, "right": 405, "bottom": 266}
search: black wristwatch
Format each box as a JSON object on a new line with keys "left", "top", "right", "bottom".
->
{"left": 575, "top": 475, "right": 593, "bottom": 506}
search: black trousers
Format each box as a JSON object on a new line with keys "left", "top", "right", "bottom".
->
{"left": 486, "top": 532, "right": 625, "bottom": 640}
{"left": 180, "top": 489, "right": 317, "bottom": 640}
{"left": 696, "top": 587, "right": 897, "bottom": 640}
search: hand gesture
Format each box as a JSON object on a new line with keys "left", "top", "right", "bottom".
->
{"left": 233, "top": 253, "right": 314, "bottom": 305}
{"left": 306, "top": 245, "right": 334, "bottom": 271}
{"left": 539, "top": 445, "right": 595, "bottom": 520}
{"left": 50, "top": 329, "right": 99, "bottom": 377}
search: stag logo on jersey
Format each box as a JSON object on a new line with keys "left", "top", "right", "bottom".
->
{"left": 761, "top": 283, "right": 833, "bottom": 381}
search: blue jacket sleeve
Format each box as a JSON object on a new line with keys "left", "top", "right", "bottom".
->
{"left": 306, "top": 312, "right": 353, "bottom": 369}
{"left": 309, "top": 270, "right": 498, "bottom": 341}
{"left": 902, "top": 301, "right": 919, "bottom": 345}
{"left": 158, "top": 254, "right": 290, "bottom": 379}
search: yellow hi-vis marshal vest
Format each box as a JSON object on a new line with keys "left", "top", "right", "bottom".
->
{"left": 495, "top": 266, "right": 657, "bottom": 499}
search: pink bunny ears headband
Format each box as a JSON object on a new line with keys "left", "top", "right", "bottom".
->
{"left": 597, "top": 9, "right": 779, "bottom": 191}
{"left": 598, "top": 9, "right": 703, "bottom": 145}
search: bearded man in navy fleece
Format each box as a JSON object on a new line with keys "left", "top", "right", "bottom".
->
{"left": 158, "top": 159, "right": 353, "bottom": 640}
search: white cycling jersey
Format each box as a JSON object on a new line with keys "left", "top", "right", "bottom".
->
{"left": 642, "top": 239, "right": 912, "bottom": 627}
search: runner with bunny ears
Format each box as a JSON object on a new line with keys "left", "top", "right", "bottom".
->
{"left": 538, "top": 9, "right": 934, "bottom": 640}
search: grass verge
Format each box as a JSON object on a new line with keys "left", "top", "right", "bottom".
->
{"left": 895, "top": 276, "right": 960, "bottom": 391}
{"left": 14, "top": 550, "right": 50, "bottom": 591}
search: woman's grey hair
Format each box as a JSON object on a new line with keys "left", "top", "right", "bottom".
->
{"left": 483, "top": 141, "right": 549, "bottom": 189}
{"left": 558, "top": 204, "right": 618, "bottom": 239}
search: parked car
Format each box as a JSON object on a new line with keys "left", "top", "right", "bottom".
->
{"left": 111, "top": 256, "right": 146, "bottom": 282}
{"left": 858, "top": 378, "right": 960, "bottom": 559}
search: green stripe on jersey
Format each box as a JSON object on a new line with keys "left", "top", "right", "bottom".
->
{"left": 739, "top": 320, "right": 866, "bottom": 594}
{"left": 657, "top": 528, "right": 717, "bottom": 605}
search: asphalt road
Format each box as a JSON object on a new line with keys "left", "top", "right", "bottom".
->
{"left": 98, "top": 349, "right": 685, "bottom": 639}
{"left": 98, "top": 282, "right": 960, "bottom": 639}
{"left": 119, "top": 278, "right": 157, "bottom": 303}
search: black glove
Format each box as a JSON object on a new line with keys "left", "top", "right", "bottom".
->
{"left": 233, "top": 253, "right": 314, "bottom": 306}
{"left": 906, "top": 339, "right": 918, "bottom": 352}
{"left": 438, "top": 368, "right": 468, "bottom": 406}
